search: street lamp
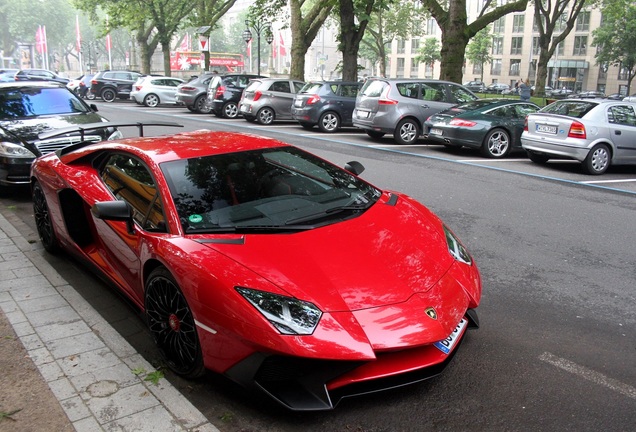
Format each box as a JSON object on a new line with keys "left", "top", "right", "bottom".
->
{"left": 243, "top": 20, "right": 273, "bottom": 76}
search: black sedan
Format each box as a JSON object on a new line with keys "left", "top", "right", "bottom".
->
{"left": 424, "top": 99, "right": 540, "bottom": 158}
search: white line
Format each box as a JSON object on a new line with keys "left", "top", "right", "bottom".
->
{"left": 580, "top": 179, "right": 636, "bottom": 184}
{"left": 539, "top": 352, "right": 636, "bottom": 400}
{"left": 459, "top": 158, "right": 528, "bottom": 162}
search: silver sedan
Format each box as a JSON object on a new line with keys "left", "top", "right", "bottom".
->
{"left": 521, "top": 99, "right": 636, "bottom": 175}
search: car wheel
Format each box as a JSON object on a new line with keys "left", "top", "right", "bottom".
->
{"left": 32, "top": 181, "right": 59, "bottom": 253}
{"left": 299, "top": 122, "right": 314, "bottom": 130}
{"left": 145, "top": 267, "right": 205, "bottom": 379}
{"left": 527, "top": 151, "right": 550, "bottom": 164}
{"left": 481, "top": 128, "right": 511, "bottom": 158}
{"left": 244, "top": 115, "right": 256, "bottom": 123}
{"left": 256, "top": 107, "right": 275, "bottom": 125}
{"left": 194, "top": 95, "right": 212, "bottom": 114}
{"left": 394, "top": 118, "right": 420, "bottom": 145}
{"left": 143, "top": 93, "right": 160, "bottom": 107}
{"left": 583, "top": 143, "right": 611, "bottom": 175}
{"left": 86, "top": 91, "right": 96, "bottom": 100}
{"left": 318, "top": 111, "right": 340, "bottom": 132}
{"left": 101, "top": 88, "right": 116, "bottom": 102}
{"left": 222, "top": 102, "right": 239, "bottom": 118}
{"left": 366, "top": 130, "right": 385, "bottom": 140}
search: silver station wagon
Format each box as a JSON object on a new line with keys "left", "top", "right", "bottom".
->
{"left": 352, "top": 78, "right": 477, "bottom": 145}
{"left": 521, "top": 99, "right": 636, "bottom": 175}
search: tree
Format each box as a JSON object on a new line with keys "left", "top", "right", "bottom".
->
{"left": 465, "top": 26, "right": 491, "bottom": 83}
{"left": 420, "top": 0, "right": 529, "bottom": 84}
{"left": 592, "top": 0, "right": 636, "bottom": 96}
{"left": 188, "top": 0, "right": 238, "bottom": 72}
{"left": 337, "top": 0, "right": 377, "bottom": 81}
{"left": 415, "top": 38, "right": 441, "bottom": 78}
{"left": 532, "top": 0, "right": 595, "bottom": 98}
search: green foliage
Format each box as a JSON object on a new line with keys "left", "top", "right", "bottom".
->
{"left": 415, "top": 38, "right": 441, "bottom": 66}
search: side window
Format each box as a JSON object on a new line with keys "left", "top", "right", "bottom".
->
{"left": 515, "top": 104, "right": 539, "bottom": 118}
{"left": 270, "top": 81, "right": 291, "bottom": 93}
{"left": 448, "top": 84, "right": 477, "bottom": 103}
{"left": 396, "top": 83, "right": 420, "bottom": 99}
{"left": 100, "top": 154, "right": 167, "bottom": 232}
{"left": 608, "top": 106, "right": 636, "bottom": 126}
{"left": 422, "top": 83, "right": 445, "bottom": 101}
{"left": 340, "top": 85, "right": 360, "bottom": 97}
{"left": 293, "top": 82, "right": 305, "bottom": 93}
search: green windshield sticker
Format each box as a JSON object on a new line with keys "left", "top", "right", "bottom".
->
{"left": 189, "top": 214, "right": 203, "bottom": 223}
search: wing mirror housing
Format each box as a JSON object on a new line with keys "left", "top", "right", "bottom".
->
{"left": 344, "top": 161, "right": 365, "bottom": 176}
{"left": 91, "top": 201, "right": 135, "bottom": 234}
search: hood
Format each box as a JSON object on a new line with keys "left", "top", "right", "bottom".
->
{"left": 0, "top": 112, "right": 107, "bottom": 144}
{"left": 203, "top": 193, "right": 455, "bottom": 313}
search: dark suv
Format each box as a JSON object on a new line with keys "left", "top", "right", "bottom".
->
{"left": 14, "top": 69, "right": 69, "bottom": 85}
{"left": 207, "top": 73, "right": 263, "bottom": 118}
{"left": 90, "top": 70, "right": 142, "bottom": 102}
{"left": 291, "top": 81, "right": 362, "bottom": 132}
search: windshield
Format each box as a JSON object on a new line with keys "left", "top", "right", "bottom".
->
{"left": 161, "top": 147, "right": 381, "bottom": 233}
{"left": 540, "top": 101, "right": 596, "bottom": 118}
{"left": 0, "top": 87, "right": 89, "bottom": 119}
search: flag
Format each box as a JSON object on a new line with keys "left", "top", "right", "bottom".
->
{"left": 76, "top": 15, "right": 81, "bottom": 52}
{"left": 279, "top": 33, "right": 286, "bottom": 58}
{"left": 35, "top": 26, "right": 44, "bottom": 54}
{"left": 106, "top": 33, "right": 112, "bottom": 52}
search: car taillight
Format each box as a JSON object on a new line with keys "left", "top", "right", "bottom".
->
{"left": 378, "top": 98, "right": 398, "bottom": 105}
{"left": 215, "top": 85, "right": 226, "bottom": 98}
{"left": 91, "top": 79, "right": 98, "bottom": 85}
{"left": 79, "top": 82, "right": 86, "bottom": 87}
{"left": 568, "top": 121, "right": 586, "bottom": 138}
{"left": 135, "top": 85, "right": 142, "bottom": 91}
{"left": 449, "top": 118, "right": 477, "bottom": 127}
{"left": 181, "top": 86, "right": 196, "bottom": 91}
{"left": 253, "top": 90, "right": 262, "bottom": 101}
{"left": 306, "top": 94, "right": 321, "bottom": 105}
{"left": 524, "top": 117, "right": 528, "bottom": 131}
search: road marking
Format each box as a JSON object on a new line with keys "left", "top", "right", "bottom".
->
{"left": 539, "top": 352, "right": 636, "bottom": 400}
{"left": 580, "top": 178, "right": 636, "bottom": 184}
{"left": 459, "top": 158, "right": 529, "bottom": 162}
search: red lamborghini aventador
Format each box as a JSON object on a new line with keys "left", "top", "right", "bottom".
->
{"left": 30, "top": 124, "right": 481, "bottom": 410}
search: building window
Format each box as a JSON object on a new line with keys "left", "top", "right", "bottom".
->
{"left": 511, "top": 37, "right": 523, "bottom": 55}
{"left": 619, "top": 64, "right": 630, "bottom": 80}
{"left": 576, "top": 11, "right": 590, "bottom": 31}
{"left": 491, "top": 59, "right": 502, "bottom": 76}
{"left": 573, "top": 36, "right": 587, "bottom": 55}
{"left": 555, "top": 11, "right": 568, "bottom": 32}
{"left": 552, "top": 38, "right": 564, "bottom": 56}
{"left": 509, "top": 59, "right": 521, "bottom": 76}
{"left": 473, "top": 63, "right": 483, "bottom": 74}
{"left": 426, "top": 19, "right": 437, "bottom": 36}
{"left": 532, "top": 37, "right": 540, "bottom": 55}
{"left": 410, "top": 58, "right": 419, "bottom": 76}
{"left": 411, "top": 38, "right": 420, "bottom": 55}
{"left": 513, "top": 15, "right": 525, "bottom": 33}
{"left": 425, "top": 63, "right": 433, "bottom": 77}
{"left": 397, "top": 39, "right": 406, "bottom": 54}
{"left": 397, "top": 58, "right": 405, "bottom": 77}
{"left": 492, "top": 36, "right": 503, "bottom": 55}
{"left": 598, "top": 63, "right": 608, "bottom": 79}
{"left": 493, "top": 17, "right": 505, "bottom": 34}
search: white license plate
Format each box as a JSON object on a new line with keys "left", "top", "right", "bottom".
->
{"left": 536, "top": 124, "right": 557, "bottom": 134}
{"left": 434, "top": 318, "right": 467, "bottom": 355}
{"left": 357, "top": 110, "right": 369, "bottom": 119}
{"left": 240, "top": 104, "right": 248, "bottom": 113}
{"left": 429, "top": 128, "right": 443, "bottom": 136}
{"left": 294, "top": 99, "right": 303, "bottom": 107}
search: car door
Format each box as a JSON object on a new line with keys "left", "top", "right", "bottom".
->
{"left": 268, "top": 80, "right": 295, "bottom": 119}
{"left": 337, "top": 83, "right": 361, "bottom": 126}
{"left": 419, "top": 82, "right": 454, "bottom": 122}
{"left": 156, "top": 79, "right": 181, "bottom": 104}
{"left": 607, "top": 104, "right": 636, "bottom": 163}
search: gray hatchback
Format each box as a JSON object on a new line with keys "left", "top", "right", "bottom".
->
{"left": 239, "top": 78, "right": 305, "bottom": 125}
{"left": 353, "top": 78, "right": 477, "bottom": 144}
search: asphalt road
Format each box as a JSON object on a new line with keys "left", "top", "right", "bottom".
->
{"left": 3, "top": 99, "right": 635, "bottom": 431}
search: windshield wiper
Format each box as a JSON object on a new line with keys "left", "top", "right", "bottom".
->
{"left": 284, "top": 202, "right": 373, "bottom": 225}
{"left": 187, "top": 225, "right": 312, "bottom": 234}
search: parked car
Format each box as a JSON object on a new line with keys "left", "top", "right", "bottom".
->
{"left": 130, "top": 76, "right": 184, "bottom": 107}
{"left": 550, "top": 88, "right": 574, "bottom": 99}
{"left": 485, "top": 83, "right": 511, "bottom": 94}
{"left": 531, "top": 85, "right": 553, "bottom": 97}
{"left": 352, "top": 78, "right": 478, "bottom": 145}
{"left": 291, "top": 81, "right": 362, "bottom": 132}
{"left": 0, "top": 81, "right": 121, "bottom": 193}
{"left": 0, "top": 69, "right": 19, "bottom": 82}
{"left": 463, "top": 81, "right": 486, "bottom": 93}
{"left": 521, "top": 99, "right": 636, "bottom": 174}
{"left": 622, "top": 94, "right": 636, "bottom": 102}
{"left": 66, "top": 73, "right": 94, "bottom": 98}
{"left": 30, "top": 125, "right": 481, "bottom": 411}
{"left": 425, "top": 99, "right": 540, "bottom": 158}
{"left": 574, "top": 90, "right": 605, "bottom": 99}
{"left": 175, "top": 72, "right": 216, "bottom": 114}
{"left": 239, "top": 78, "right": 305, "bottom": 124}
{"left": 90, "top": 70, "right": 143, "bottom": 102}
{"left": 207, "top": 73, "right": 263, "bottom": 118}
{"left": 14, "top": 69, "right": 69, "bottom": 85}
{"left": 606, "top": 93, "right": 624, "bottom": 100}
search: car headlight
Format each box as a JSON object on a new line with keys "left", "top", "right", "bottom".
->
{"left": 236, "top": 287, "right": 322, "bottom": 335}
{"left": 108, "top": 129, "right": 123, "bottom": 140}
{"left": 0, "top": 141, "right": 37, "bottom": 158}
{"left": 443, "top": 225, "right": 472, "bottom": 265}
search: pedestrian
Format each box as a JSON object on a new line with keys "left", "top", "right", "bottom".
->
{"left": 518, "top": 78, "right": 531, "bottom": 101}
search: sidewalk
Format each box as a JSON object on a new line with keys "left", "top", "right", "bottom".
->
{"left": 0, "top": 210, "right": 219, "bottom": 432}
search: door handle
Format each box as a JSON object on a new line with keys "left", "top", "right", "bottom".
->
{"left": 615, "top": 130, "right": 622, "bottom": 135}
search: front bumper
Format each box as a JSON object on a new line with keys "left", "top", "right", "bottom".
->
{"left": 0, "top": 157, "right": 33, "bottom": 187}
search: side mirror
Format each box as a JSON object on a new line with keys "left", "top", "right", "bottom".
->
{"left": 344, "top": 161, "right": 365, "bottom": 176}
{"left": 90, "top": 103, "right": 98, "bottom": 112}
{"left": 91, "top": 201, "right": 135, "bottom": 234}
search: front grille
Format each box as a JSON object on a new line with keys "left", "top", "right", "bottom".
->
{"left": 35, "top": 134, "right": 103, "bottom": 155}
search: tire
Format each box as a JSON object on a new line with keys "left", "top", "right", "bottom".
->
{"left": 318, "top": 111, "right": 341, "bottom": 132}
{"left": 143, "top": 93, "right": 160, "bottom": 107}
{"left": 222, "top": 102, "right": 239, "bottom": 119}
{"left": 256, "top": 107, "right": 275, "bottom": 125}
{"left": 101, "top": 88, "right": 116, "bottom": 103}
{"left": 86, "top": 91, "right": 96, "bottom": 100}
{"left": 299, "top": 123, "right": 314, "bottom": 130}
{"left": 186, "top": 105, "right": 196, "bottom": 112}
{"left": 145, "top": 267, "right": 205, "bottom": 379}
{"left": 527, "top": 151, "right": 550, "bottom": 164}
{"left": 366, "top": 130, "right": 385, "bottom": 139}
{"left": 481, "top": 128, "right": 511, "bottom": 158}
{"left": 32, "top": 181, "right": 59, "bottom": 253}
{"left": 583, "top": 143, "right": 611, "bottom": 175}
{"left": 244, "top": 115, "right": 256, "bottom": 123}
{"left": 194, "top": 95, "right": 212, "bottom": 114}
{"left": 394, "top": 118, "right": 420, "bottom": 145}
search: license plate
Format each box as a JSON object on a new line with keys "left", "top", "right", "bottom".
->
{"left": 357, "top": 110, "right": 369, "bottom": 119}
{"left": 294, "top": 99, "right": 303, "bottom": 107}
{"left": 240, "top": 104, "right": 248, "bottom": 113}
{"left": 429, "top": 128, "right": 443, "bottom": 136}
{"left": 536, "top": 124, "right": 557, "bottom": 134}
{"left": 434, "top": 318, "right": 467, "bottom": 355}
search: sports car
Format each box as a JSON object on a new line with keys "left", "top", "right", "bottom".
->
{"left": 31, "top": 124, "right": 481, "bottom": 410}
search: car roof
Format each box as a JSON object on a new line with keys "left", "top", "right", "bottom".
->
{"left": 65, "top": 130, "right": 291, "bottom": 165}
{"left": 0, "top": 81, "right": 66, "bottom": 89}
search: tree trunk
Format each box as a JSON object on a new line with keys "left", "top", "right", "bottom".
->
{"left": 533, "top": 47, "right": 552, "bottom": 98}
{"left": 438, "top": 5, "right": 469, "bottom": 83}
{"left": 162, "top": 43, "right": 172, "bottom": 76}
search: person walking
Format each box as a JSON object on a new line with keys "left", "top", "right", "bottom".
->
{"left": 518, "top": 78, "right": 532, "bottom": 101}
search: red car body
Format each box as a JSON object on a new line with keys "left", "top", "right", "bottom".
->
{"left": 31, "top": 128, "right": 481, "bottom": 410}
